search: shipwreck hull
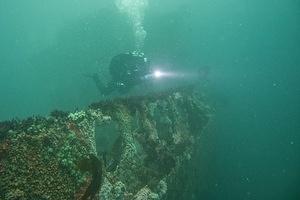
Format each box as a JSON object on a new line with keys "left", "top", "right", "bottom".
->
{"left": 0, "top": 88, "right": 210, "bottom": 200}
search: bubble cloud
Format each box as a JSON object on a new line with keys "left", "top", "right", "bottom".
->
{"left": 116, "top": 0, "right": 148, "bottom": 52}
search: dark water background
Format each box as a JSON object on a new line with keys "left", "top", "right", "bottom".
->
{"left": 0, "top": 0, "right": 299, "bottom": 199}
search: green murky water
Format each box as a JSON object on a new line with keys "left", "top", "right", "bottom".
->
{"left": 0, "top": 0, "right": 299, "bottom": 199}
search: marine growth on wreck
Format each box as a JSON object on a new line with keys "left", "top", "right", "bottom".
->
{"left": 0, "top": 88, "right": 211, "bottom": 200}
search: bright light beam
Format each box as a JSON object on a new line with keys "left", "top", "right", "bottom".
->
{"left": 154, "top": 70, "right": 163, "bottom": 78}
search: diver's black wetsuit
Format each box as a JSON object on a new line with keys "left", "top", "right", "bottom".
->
{"left": 93, "top": 52, "right": 150, "bottom": 95}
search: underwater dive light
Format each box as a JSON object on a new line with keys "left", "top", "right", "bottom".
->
{"left": 154, "top": 70, "right": 163, "bottom": 78}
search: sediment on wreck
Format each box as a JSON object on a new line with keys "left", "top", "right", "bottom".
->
{"left": 0, "top": 88, "right": 211, "bottom": 200}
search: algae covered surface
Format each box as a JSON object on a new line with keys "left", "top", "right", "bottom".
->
{"left": 0, "top": 88, "right": 210, "bottom": 200}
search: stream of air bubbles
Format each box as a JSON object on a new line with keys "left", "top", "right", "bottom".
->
{"left": 115, "top": 0, "right": 149, "bottom": 52}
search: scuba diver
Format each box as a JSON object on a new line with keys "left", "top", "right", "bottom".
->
{"left": 90, "top": 51, "right": 151, "bottom": 95}
{"left": 88, "top": 51, "right": 210, "bottom": 96}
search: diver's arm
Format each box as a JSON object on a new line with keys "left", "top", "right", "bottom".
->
{"left": 91, "top": 73, "right": 113, "bottom": 95}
